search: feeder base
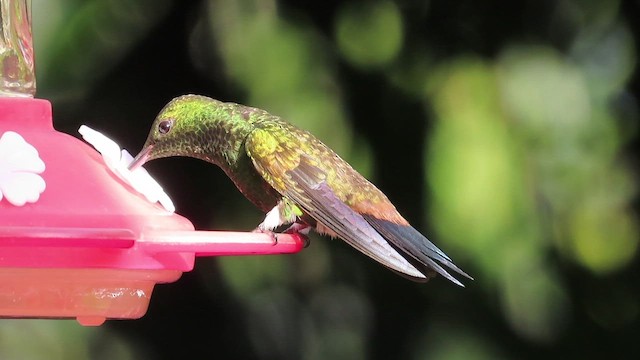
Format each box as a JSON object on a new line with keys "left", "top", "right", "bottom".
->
{"left": 0, "top": 268, "right": 182, "bottom": 325}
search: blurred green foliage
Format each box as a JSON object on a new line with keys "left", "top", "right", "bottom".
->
{"left": 7, "top": 0, "right": 638, "bottom": 359}
{"left": 335, "top": 1, "right": 404, "bottom": 69}
{"left": 0, "top": 319, "right": 138, "bottom": 359}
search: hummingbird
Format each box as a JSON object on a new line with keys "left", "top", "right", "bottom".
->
{"left": 129, "top": 95, "right": 472, "bottom": 286}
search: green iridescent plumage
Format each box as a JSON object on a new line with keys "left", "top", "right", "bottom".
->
{"left": 130, "top": 95, "right": 472, "bottom": 285}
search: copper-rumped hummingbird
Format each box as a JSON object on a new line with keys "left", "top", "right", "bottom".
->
{"left": 129, "top": 95, "right": 472, "bottom": 285}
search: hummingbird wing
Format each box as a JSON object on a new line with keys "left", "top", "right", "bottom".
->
{"left": 282, "top": 156, "right": 431, "bottom": 280}
{"left": 283, "top": 158, "right": 469, "bottom": 285}
{"left": 248, "top": 146, "right": 427, "bottom": 279}
{"left": 245, "top": 123, "right": 469, "bottom": 284}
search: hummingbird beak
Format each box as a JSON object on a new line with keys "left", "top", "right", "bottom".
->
{"left": 128, "top": 145, "right": 153, "bottom": 171}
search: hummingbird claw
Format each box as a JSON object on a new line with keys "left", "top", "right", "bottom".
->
{"left": 252, "top": 227, "right": 279, "bottom": 246}
{"left": 252, "top": 223, "right": 310, "bottom": 247}
{"left": 298, "top": 233, "right": 311, "bottom": 248}
{"left": 283, "top": 223, "right": 311, "bottom": 248}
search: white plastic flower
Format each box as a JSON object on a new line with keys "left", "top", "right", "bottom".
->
{"left": 0, "top": 131, "right": 46, "bottom": 206}
{"left": 78, "top": 125, "right": 175, "bottom": 212}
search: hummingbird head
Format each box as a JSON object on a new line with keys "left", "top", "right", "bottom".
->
{"left": 128, "top": 95, "right": 223, "bottom": 170}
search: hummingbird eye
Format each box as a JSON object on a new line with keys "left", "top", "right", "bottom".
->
{"left": 158, "top": 119, "right": 174, "bottom": 134}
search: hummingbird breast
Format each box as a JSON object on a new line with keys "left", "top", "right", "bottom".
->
{"left": 222, "top": 143, "right": 283, "bottom": 213}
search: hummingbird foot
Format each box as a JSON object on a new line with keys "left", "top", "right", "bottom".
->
{"left": 298, "top": 234, "right": 311, "bottom": 248}
{"left": 283, "top": 223, "right": 311, "bottom": 248}
{"left": 251, "top": 223, "right": 310, "bottom": 247}
{"left": 251, "top": 227, "right": 279, "bottom": 246}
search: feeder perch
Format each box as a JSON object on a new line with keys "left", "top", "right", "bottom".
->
{"left": 0, "top": 0, "right": 304, "bottom": 326}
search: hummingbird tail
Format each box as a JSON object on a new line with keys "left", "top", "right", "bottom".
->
{"left": 363, "top": 215, "right": 473, "bottom": 286}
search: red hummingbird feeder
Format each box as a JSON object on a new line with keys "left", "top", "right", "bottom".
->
{"left": 0, "top": 0, "right": 303, "bottom": 326}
